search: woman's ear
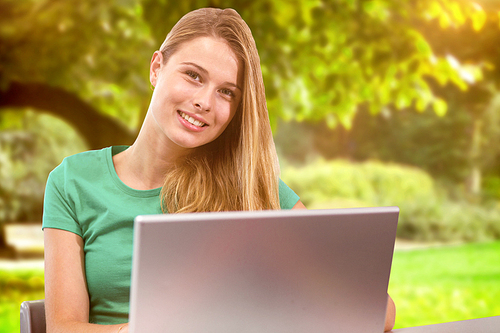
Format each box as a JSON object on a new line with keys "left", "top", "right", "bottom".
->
{"left": 150, "top": 51, "right": 163, "bottom": 87}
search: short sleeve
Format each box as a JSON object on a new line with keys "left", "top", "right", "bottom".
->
{"left": 278, "top": 179, "right": 300, "bottom": 209}
{"left": 42, "top": 160, "right": 82, "bottom": 237}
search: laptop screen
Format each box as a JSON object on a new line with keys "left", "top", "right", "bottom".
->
{"left": 129, "top": 207, "right": 399, "bottom": 333}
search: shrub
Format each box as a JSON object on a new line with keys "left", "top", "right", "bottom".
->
{"left": 282, "top": 159, "right": 439, "bottom": 207}
{"left": 483, "top": 176, "right": 500, "bottom": 200}
{"left": 281, "top": 159, "right": 500, "bottom": 242}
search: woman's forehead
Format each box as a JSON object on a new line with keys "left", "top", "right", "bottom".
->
{"left": 169, "top": 37, "right": 242, "bottom": 84}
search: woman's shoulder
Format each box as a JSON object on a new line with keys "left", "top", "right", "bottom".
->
{"left": 49, "top": 146, "right": 113, "bottom": 181}
{"left": 63, "top": 146, "right": 111, "bottom": 163}
{"left": 278, "top": 179, "right": 300, "bottom": 210}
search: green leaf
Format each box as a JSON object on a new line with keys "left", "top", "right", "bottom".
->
{"left": 471, "top": 9, "right": 487, "bottom": 31}
{"left": 432, "top": 98, "right": 448, "bottom": 117}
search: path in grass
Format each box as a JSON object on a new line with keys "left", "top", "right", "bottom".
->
{"left": 389, "top": 240, "right": 500, "bottom": 329}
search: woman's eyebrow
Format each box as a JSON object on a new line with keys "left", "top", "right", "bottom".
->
{"left": 181, "top": 61, "right": 241, "bottom": 91}
{"left": 181, "top": 62, "right": 208, "bottom": 75}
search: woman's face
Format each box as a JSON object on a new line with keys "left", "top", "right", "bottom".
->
{"left": 149, "top": 36, "right": 243, "bottom": 151}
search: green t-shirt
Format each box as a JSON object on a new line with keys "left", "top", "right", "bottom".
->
{"left": 42, "top": 146, "right": 300, "bottom": 325}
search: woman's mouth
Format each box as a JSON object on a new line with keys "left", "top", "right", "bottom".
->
{"left": 178, "top": 111, "right": 207, "bottom": 127}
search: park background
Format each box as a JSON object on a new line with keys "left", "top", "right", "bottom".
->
{"left": 1, "top": 0, "right": 500, "bottom": 331}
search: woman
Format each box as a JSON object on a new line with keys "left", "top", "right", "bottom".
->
{"left": 43, "top": 8, "right": 394, "bottom": 333}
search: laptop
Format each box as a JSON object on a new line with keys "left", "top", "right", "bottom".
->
{"left": 129, "top": 207, "right": 399, "bottom": 333}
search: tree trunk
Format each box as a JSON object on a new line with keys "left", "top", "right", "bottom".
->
{"left": 466, "top": 117, "right": 483, "bottom": 196}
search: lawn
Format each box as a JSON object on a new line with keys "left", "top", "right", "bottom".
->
{"left": 0, "top": 241, "right": 499, "bottom": 332}
{"left": 389, "top": 241, "right": 500, "bottom": 329}
{"left": 0, "top": 268, "right": 44, "bottom": 333}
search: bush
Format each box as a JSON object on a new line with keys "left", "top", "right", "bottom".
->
{"left": 282, "top": 158, "right": 439, "bottom": 207}
{"left": 483, "top": 176, "right": 500, "bottom": 200}
{"left": 281, "top": 159, "right": 500, "bottom": 242}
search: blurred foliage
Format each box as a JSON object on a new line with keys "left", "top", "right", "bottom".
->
{"left": 348, "top": 107, "right": 473, "bottom": 183}
{"left": 281, "top": 159, "right": 438, "bottom": 207}
{"left": 483, "top": 176, "right": 500, "bottom": 200}
{"left": 276, "top": 91, "right": 500, "bottom": 197}
{"left": 0, "top": 0, "right": 153, "bottom": 129}
{"left": 0, "top": 0, "right": 499, "bottom": 231}
{"left": 0, "top": 0, "right": 493, "bottom": 128}
{"left": 275, "top": 107, "right": 472, "bottom": 183}
{"left": 0, "top": 111, "right": 86, "bottom": 225}
{"left": 140, "top": 0, "right": 490, "bottom": 127}
{"left": 281, "top": 159, "right": 500, "bottom": 242}
{"left": 0, "top": 269, "right": 44, "bottom": 293}
{"left": 481, "top": 93, "right": 500, "bottom": 189}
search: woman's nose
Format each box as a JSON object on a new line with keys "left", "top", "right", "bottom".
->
{"left": 193, "top": 86, "right": 213, "bottom": 112}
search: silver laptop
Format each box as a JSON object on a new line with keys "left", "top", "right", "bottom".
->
{"left": 129, "top": 207, "right": 399, "bottom": 333}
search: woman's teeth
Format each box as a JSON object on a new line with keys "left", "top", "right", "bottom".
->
{"left": 179, "top": 111, "right": 206, "bottom": 127}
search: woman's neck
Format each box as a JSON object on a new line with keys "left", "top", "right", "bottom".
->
{"left": 113, "top": 113, "right": 192, "bottom": 190}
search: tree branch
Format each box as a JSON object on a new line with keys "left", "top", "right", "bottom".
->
{"left": 0, "top": 81, "right": 136, "bottom": 149}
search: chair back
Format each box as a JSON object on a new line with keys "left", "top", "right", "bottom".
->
{"left": 20, "top": 299, "right": 46, "bottom": 333}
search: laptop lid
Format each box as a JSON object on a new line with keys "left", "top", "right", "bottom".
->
{"left": 129, "top": 207, "right": 399, "bottom": 333}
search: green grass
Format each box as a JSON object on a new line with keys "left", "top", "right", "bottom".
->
{"left": 389, "top": 241, "right": 500, "bottom": 329}
{"left": 0, "top": 268, "right": 44, "bottom": 333}
{"left": 1, "top": 241, "right": 499, "bottom": 332}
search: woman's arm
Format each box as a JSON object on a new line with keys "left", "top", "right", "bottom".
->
{"left": 44, "top": 228, "right": 129, "bottom": 333}
{"left": 291, "top": 200, "right": 307, "bottom": 209}
{"left": 385, "top": 294, "right": 396, "bottom": 332}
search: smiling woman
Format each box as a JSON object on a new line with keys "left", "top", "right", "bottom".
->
{"left": 148, "top": 37, "right": 242, "bottom": 151}
{"left": 40, "top": 7, "right": 396, "bottom": 333}
{"left": 41, "top": 7, "right": 308, "bottom": 333}
{"left": 151, "top": 8, "right": 283, "bottom": 214}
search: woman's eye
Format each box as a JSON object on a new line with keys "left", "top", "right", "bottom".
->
{"left": 186, "top": 70, "right": 200, "bottom": 81}
{"left": 220, "top": 88, "right": 234, "bottom": 97}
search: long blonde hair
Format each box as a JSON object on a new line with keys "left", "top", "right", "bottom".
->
{"left": 160, "top": 8, "right": 280, "bottom": 213}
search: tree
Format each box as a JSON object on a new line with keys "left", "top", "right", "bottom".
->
{"left": 0, "top": 0, "right": 495, "bottom": 232}
{"left": 268, "top": 0, "right": 500, "bottom": 197}
{"left": 0, "top": 0, "right": 153, "bottom": 147}
{"left": 1, "top": 0, "right": 489, "bottom": 137}
{"left": 417, "top": 2, "right": 500, "bottom": 195}
{"left": 0, "top": 110, "right": 86, "bottom": 254}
